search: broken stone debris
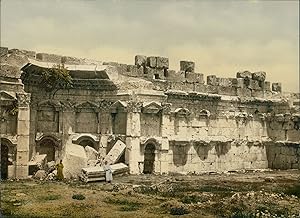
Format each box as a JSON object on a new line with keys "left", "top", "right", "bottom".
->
{"left": 80, "top": 163, "right": 128, "bottom": 183}
{"left": 103, "top": 140, "right": 126, "bottom": 165}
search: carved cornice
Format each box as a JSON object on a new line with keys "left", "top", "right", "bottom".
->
{"left": 127, "top": 101, "right": 142, "bottom": 113}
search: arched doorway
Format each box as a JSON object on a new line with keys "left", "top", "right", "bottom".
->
{"left": 1, "top": 139, "right": 14, "bottom": 180}
{"left": 38, "top": 138, "right": 58, "bottom": 162}
{"left": 143, "top": 143, "right": 156, "bottom": 174}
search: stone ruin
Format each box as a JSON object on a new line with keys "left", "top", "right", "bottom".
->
{"left": 0, "top": 46, "right": 299, "bottom": 180}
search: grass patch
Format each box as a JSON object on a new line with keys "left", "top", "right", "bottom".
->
{"left": 38, "top": 194, "right": 61, "bottom": 201}
{"left": 104, "top": 197, "right": 142, "bottom": 211}
{"left": 181, "top": 195, "right": 202, "bottom": 204}
{"left": 283, "top": 184, "right": 300, "bottom": 197}
{"left": 72, "top": 194, "right": 86, "bottom": 200}
{"left": 170, "top": 206, "right": 189, "bottom": 215}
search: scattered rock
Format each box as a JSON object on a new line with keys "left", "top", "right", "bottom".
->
{"left": 34, "top": 170, "right": 47, "bottom": 180}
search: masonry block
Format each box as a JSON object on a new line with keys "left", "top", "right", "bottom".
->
{"left": 61, "top": 56, "right": 82, "bottom": 64}
{"left": 206, "top": 85, "right": 218, "bottom": 94}
{"left": 237, "top": 78, "right": 244, "bottom": 88}
{"left": 36, "top": 53, "right": 62, "bottom": 63}
{"left": 218, "top": 86, "right": 237, "bottom": 96}
{"left": 252, "top": 71, "right": 266, "bottom": 82}
{"left": 237, "top": 88, "right": 251, "bottom": 97}
{"left": 156, "top": 56, "right": 169, "bottom": 69}
{"left": 217, "top": 78, "right": 232, "bottom": 87}
{"left": 207, "top": 75, "right": 218, "bottom": 86}
{"left": 263, "top": 81, "right": 271, "bottom": 91}
{"left": 146, "top": 56, "right": 157, "bottom": 68}
{"left": 185, "top": 72, "right": 204, "bottom": 83}
{"left": 135, "top": 55, "right": 147, "bottom": 66}
{"left": 166, "top": 70, "right": 185, "bottom": 82}
{"left": 251, "top": 90, "right": 264, "bottom": 98}
{"left": 237, "top": 71, "right": 252, "bottom": 79}
{"left": 180, "top": 61, "right": 195, "bottom": 72}
{"left": 272, "top": 83, "right": 282, "bottom": 92}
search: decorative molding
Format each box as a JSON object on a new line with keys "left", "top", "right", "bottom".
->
{"left": 142, "top": 101, "right": 162, "bottom": 114}
{"left": 17, "top": 93, "right": 31, "bottom": 107}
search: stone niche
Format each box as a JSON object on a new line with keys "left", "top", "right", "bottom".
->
{"left": 75, "top": 102, "right": 99, "bottom": 133}
{"left": 141, "top": 102, "right": 162, "bottom": 137}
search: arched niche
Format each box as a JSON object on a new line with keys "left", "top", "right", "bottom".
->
{"left": 1, "top": 138, "right": 16, "bottom": 179}
{"left": 36, "top": 135, "right": 61, "bottom": 162}
{"left": 73, "top": 135, "right": 98, "bottom": 150}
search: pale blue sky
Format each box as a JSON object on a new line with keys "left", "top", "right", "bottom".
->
{"left": 1, "top": 0, "right": 299, "bottom": 92}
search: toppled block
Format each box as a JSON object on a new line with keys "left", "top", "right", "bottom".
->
{"left": 28, "top": 154, "right": 47, "bottom": 175}
{"left": 0, "top": 47, "right": 9, "bottom": 56}
{"left": 272, "top": 83, "right": 282, "bottom": 92}
{"left": 146, "top": 56, "right": 157, "bottom": 68}
{"left": 81, "top": 163, "right": 128, "bottom": 183}
{"left": 63, "top": 143, "right": 88, "bottom": 179}
{"left": 0, "top": 64, "right": 20, "bottom": 78}
{"left": 252, "top": 71, "right": 266, "bottom": 82}
{"left": 237, "top": 71, "right": 252, "bottom": 79}
{"left": 135, "top": 55, "right": 146, "bottom": 66}
{"left": 103, "top": 140, "right": 126, "bottom": 165}
{"left": 156, "top": 57, "right": 169, "bottom": 69}
{"left": 207, "top": 75, "right": 218, "bottom": 86}
{"left": 85, "top": 146, "right": 98, "bottom": 161}
{"left": 180, "top": 61, "right": 195, "bottom": 72}
{"left": 36, "top": 53, "right": 62, "bottom": 63}
{"left": 185, "top": 72, "right": 204, "bottom": 83}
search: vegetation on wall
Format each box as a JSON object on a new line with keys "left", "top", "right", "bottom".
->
{"left": 40, "top": 64, "right": 73, "bottom": 97}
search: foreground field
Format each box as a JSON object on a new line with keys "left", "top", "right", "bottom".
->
{"left": 1, "top": 170, "right": 300, "bottom": 218}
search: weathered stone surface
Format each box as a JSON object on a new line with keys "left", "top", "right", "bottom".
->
{"left": 237, "top": 71, "right": 252, "bottom": 79}
{"left": 63, "top": 143, "right": 88, "bottom": 179}
{"left": 36, "top": 53, "right": 62, "bottom": 63}
{"left": 85, "top": 146, "right": 99, "bottom": 161}
{"left": 252, "top": 71, "right": 266, "bottom": 82}
{"left": 0, "top": 47, "right": 9, "bottom": 56}
{"left": 180, "top": 61, "right": 195, "bottom": 72}
{"left": 146, "top": 56, "right": 157, "bottom": 68}
{"left": 185, "top": 72, "right": 204, "bottom": 83}
{"left": 156, "top": 57, "right": 169, "bottom": 69}
{"left": 135, "top": 55, "right": 147, "bottom": 66}
{"left": 237, "top": 88, "right": 251, "bottom": 97}
{"left": 33, "top": 170, "right": 47, "bottom": 180}
{"left": 237, "top": 78, "right": 244, "bottom": 88}
{"left": 0, "top": 64, "right": 20, "bottom": 78}
{"left": 272, "top": 83, "right": 282, "bottom": 92}
{"left": 61, "top": 56, "right": 82, "bottom": 64}
{"left": 166, "top": 70, "right": 185, "bottom": 82}
{"left": 217, "top": 78, "right": 232, "bottom": 87}
{"left": 207, "top": 75, "right": 218, "bottom": 86}
{"left": 263, "top": 81, "right": 271, "bottom": 91}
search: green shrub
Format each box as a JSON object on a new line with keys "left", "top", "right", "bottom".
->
{"left": 72, "top": 194, "right": 86, "bottom": 200}
{"left": 170, "top": 207, "right": 189, "bottom": 215}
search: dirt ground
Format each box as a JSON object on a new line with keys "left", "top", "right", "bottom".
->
{"left": 1, "top": 169, "right": 300, "bottom": 218}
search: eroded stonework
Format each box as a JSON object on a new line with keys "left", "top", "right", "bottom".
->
{"left": 0, "top": 46, "right": 299, "bottom": 179}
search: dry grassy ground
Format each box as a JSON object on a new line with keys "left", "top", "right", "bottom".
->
{"left": 1, "top": 170, "right": 300, "bottom": 218}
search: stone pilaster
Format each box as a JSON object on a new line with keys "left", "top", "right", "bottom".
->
{"left": 126, "top": 101, "right": 142, "bottom": 174}
{"left": 16, "top": 93, "right": 30, "bottom": 178}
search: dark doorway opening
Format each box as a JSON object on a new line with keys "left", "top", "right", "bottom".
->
{"left": 143, "top": 143, "right": 156, "bottom": 174}
{"left": 1, "top": 143, "right": 9, "bottom": 180}
{"left": 39, "top": 138, "right": 56, "bottom": 162}
{"left": 78, "top": 139, "right": 95, "bottom": 149}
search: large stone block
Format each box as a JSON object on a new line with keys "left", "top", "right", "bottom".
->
{"left": 15, "top": 165, "right": 29, "bottom": 179}
{"left": 217, "top": 78, "right": 232, "bottom": 87}
{"left": 251, "top": 90, "right": 264, "bottom": 98}
{"left": 272, "top": 83, "right": 282, "bottom": 92}
{"left": 252, "top": 71, "right": 266, "bottom": 82}
{"left": 194, "top": 83, "right": 206, "bottom": 92}
{"left": 61, "top": 56, "right": 82, "bottom": 64}
{"left": 237, "top": 78, "right": 244, "bottom": 88}
{"left": 245, "top": 78, "right": 261, "bottom": 90}
{"left": 206, "top": 85, "right": 218, "bottom": 94}
{"left": 36, "top": 53, "right": 62, "bottom": 63}
{"left": 263, "top": 81, "right": 271, "bottom": 91}
{"left": 185, "top": 72, "right": 204, "bottom": 83}
{"left": 156, "top": 56, "right": 169, "bottom": 69}
{"left": 237, "top": 88, "right": 251, "bottom": 97}
{"left": 237, "top": 70, "right": 252, "bottom": 79}
{"left": 126, "top": 65, "right": 141, "bottom": 77}
{"left": 207, "top": 75, "right": 218, "bottom": 86}
{"left": 146, "top": 56, "right": 157, "bottom": 68}
{"left": 135, "top": 55, "right": 146, "bottom": 66}
{"left": 0, "top": 47, "right": 9, "bottom": 56}
{"left": 217, "top": 86, "right": 237, "bottom": 96}
{"left": 180, "top": 61, "right": 195, "bottom": 72}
